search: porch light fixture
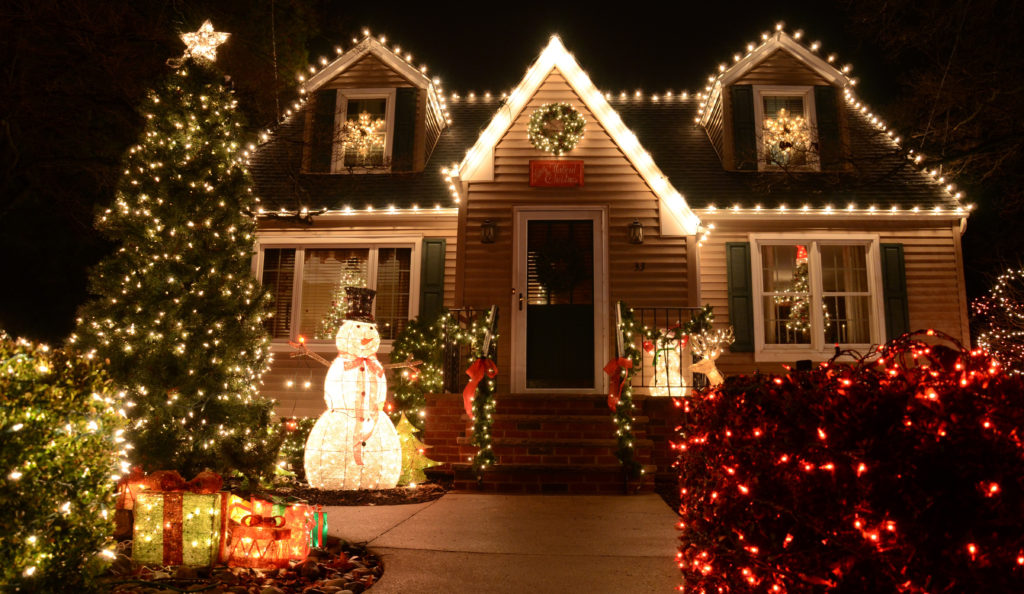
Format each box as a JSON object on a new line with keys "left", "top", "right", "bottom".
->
{"left": 628, "top": 219, "right": 644, "bottom": 244}
{"left": 481, "top": 219, "right": 496, "bottom": 243}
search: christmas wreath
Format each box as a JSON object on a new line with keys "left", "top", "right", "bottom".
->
{"left": 527, "top": 102, "right": 586, "bottom": 155}
{"left": 533, "top": 239, "right": 586, "bottom": 293}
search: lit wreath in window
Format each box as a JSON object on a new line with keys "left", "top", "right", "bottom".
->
{"left": 527, "top": 103, "right": 586, "bottom": 155}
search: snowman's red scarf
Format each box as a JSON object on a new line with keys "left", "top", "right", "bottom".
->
{"left": 344, "top": 356, "right": 386, "bottom": 465}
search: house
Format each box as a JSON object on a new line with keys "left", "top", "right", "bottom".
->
{"left": 249, "top": 28, "right": 970, "bottom": 486}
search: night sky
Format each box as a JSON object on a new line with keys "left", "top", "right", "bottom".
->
{"left": 0, "top": 1, "right": 995, "bottom": 343}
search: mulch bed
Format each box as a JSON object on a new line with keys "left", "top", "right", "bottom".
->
{"left": 101, "top": 537, "right": 380, "bottom": 593}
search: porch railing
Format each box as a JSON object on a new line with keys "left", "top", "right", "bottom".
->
{"left": 441, "top": 306, "right": 499, "bottom": 394}
{"left": 619, "top": 303, "right": 709, "bottom": 395}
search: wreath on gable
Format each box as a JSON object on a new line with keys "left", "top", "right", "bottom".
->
{"left": 527, "top": 103, "right": 586, "bottom": 155}
{"left": 533, "top": 239, "right": 586, "bottom": 294}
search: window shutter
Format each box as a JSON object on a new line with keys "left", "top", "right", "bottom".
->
{"left": 731, "top": 85, "right": 757, "bottom": 170}
{"left": 419, "top": 238, "right": 446, "bottom": 321}
{"left": 308, "top": 89, "right": 337, "bottom": 173}
{"left": 880, "top": 243, "right": 910, "bottom": 339}
{"left": 391, "top": 88, "right": 418, "bottom": 171}
{"left": 814, "top": 86, "right": 841, "bottom": 170}
{"left": 726, "top": 242, "right": 755, "bottom": 351}
{"left": 261, "top": 248, "right": 296, "bottom": 339}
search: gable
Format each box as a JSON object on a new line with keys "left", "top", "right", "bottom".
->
{"left": 732, "top": 48, "right": 831, "bottom": 86}
{"left": 321, "top": 53, "right": 417, "bottom": 89}
{"left": 455, "top": 36, "right": 700, "bottom": 237}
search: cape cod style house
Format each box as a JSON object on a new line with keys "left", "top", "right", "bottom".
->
{"left": 250, "top": 29, "right": 970, "bottom": 490}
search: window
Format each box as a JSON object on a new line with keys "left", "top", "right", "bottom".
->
{"left": 332, "top": 89, "right": 396, "bottom": 172}
{"left": 751, "top": 236, "right": 884, "bottom": 360}
{"left": 259, "top": 244, "right": 415, "bottom": 343}
{"left": 753, "top": 86, "right": 818, "bottom": 170}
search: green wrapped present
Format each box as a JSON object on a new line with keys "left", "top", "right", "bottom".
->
{"left": 132, "top": 491, "right": 224, "bottom": 566}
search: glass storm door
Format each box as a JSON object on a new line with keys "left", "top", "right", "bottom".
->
{"left": 513, "top": 210, "right": 606, "bottom": 391}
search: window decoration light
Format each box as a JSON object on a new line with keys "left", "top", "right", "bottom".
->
{"left": 527, "top": 102, "right": 586, "bottom": 155}
{"left": 762, "top": 108, "right": 812, "bottom": 167}
{"left": 304, "top": 288, "right": 402, "bottom": 490}
{"left": 340, "top": 111, "right": 386, "bottom": 165}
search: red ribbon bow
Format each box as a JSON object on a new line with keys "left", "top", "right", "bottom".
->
{"left": 603, "top": 357, "right": 633, "bottom": 412}
{"left": 463, "top": 358, "right": 498, "bottom": 418}
{"left": 343, "top": 356, "right": 384, "bottom": 377}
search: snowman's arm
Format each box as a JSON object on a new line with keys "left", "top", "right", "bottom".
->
{"left": 287, "top": 340, "right": 332, "bottom": 367}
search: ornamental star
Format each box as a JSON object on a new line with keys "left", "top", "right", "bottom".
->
{"left": 181, "top": 20, "right": 230, "bottom": 62}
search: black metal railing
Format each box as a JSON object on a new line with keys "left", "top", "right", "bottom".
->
{"left": 441, "top": 306, "right": 499, "bottom": 394}
{"left": 620, "top": 304, "right": 709, "bottom": 395}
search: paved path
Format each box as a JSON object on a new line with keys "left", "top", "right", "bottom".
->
{"left": 325, "top": 493, "right": 680, "bottom": 593}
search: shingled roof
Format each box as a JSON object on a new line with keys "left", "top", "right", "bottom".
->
{"left": 614, "top": 98, "right": 958, "bottom": 211}
{"left": 250, "top": 101, "right": 494, "bottom": 212}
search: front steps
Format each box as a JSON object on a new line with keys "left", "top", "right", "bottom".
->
{"left": 422, "top": 393, "right": 658, "bottom": 494}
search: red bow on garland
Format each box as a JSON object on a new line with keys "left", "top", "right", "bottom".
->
{"left": 603, "top": 357, "right": 633, "bottom": 412}
{"left": 463, "top": 358, "right": 498, "bottom": 418}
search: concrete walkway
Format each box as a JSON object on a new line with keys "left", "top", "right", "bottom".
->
{"left": 325, "top": 493, "right": 680, "bottom": 593}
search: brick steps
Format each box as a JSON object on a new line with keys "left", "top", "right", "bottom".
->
{"left": 421, "top": 393, "right": 656, "bottom": 493}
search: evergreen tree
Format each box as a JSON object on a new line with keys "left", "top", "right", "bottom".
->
{"left": 72, "top": 28, "right": 279, "bottom": 482}
{"left": 314, "top": 269, "right": 366, "bottom": 340}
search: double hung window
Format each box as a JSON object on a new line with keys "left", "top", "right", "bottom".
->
{"left": 752, "top": 236, "right": 883, "bottom": 359}
{"left": 259, "top": 244, "right": 414, "bottom": 342}
{"left": 753, "top": 86, "right": 819, "bottom": 170}
{"left": 332, "top": 89, "right": 396, "bottom": 172}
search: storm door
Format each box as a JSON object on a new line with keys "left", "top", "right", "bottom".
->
{"left": 512, "top": 209, "right": 607, "bottom": 392}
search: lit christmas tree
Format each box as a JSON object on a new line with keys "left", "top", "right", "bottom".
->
{"left": 394, "top": 413, "right": 440, "bottom": 485}
{"left": 973, "top": 267, "right": 1024, "bottom": 374}
{"left": 314, "top": 270, "right": 366, "bottom": 340}
{"left": 71, "top": 22, "right": 279, "bottom": 482}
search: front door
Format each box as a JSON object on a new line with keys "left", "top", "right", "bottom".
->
{"left": 512, "top": 209, "right": 606, "bottom": 392}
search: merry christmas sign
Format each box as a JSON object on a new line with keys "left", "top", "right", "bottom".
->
{"left": 529, "top": 160, "right": 584, "bottom": 187}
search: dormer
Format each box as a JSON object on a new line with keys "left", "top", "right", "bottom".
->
{"left": 700, "top": 31, "right": 849, "bottom": 172}
{"left": 298, "top": 35, "right": 447, "bottom": 174}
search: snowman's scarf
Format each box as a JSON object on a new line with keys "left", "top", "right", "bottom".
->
{"left": 344, "top": 356, "right": 386, "bottom": 465}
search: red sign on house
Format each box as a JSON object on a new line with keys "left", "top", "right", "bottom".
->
{"left": 529, "top": 160, "right": 584, "bottom": 187}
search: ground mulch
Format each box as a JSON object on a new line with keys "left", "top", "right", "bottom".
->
{"left": 255, "top": 482, "right": 448, "bottom": 506}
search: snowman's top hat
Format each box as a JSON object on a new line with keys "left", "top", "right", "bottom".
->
{"left": 344, "top": 287, "right": 376, "bottom": 323}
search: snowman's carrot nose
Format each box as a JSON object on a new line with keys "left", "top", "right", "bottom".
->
{"left": 361, "top": 338, "right": 373, "bottom": 345}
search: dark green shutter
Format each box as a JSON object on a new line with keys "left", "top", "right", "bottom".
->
{"left": 814, "top": 86, "right": 841, "bottom": 170}
{"left": 309, "top": 89, "right": 337, "bottom": 173}
{"left": 880, "top": 243, "right": 910, "bottom": 339}
{"left": 726, "top": 242, "right": 755, "bottom": 351}
{"left": 391, "top": 88, "right": 417, "bottom": 171}
{"left": 731, "top": 85, "right": 757, "bottom": 170}
{"left": 419, "top": 238, "right": 446, "bottom": 321}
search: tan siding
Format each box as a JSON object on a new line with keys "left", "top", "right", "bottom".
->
{"left": 323, "top": 54, "right": 416, "bottom": 88}
{"left": 257, "top": 215, "right": 458, "bottom": 416}
{"left": 704, "top": 91, "right": 726, "bottom": 160}
{"left": 733, "top": 48, "right": 831, "bottom": 86}
{"left": 697, "top": 219, "right": 967, "bottom": 377}
{"left": 458, "top": 71, "right": 691, "bottom": 389}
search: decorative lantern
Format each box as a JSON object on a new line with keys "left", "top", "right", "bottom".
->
{"left": 480, "top": 219, "right": 497, "bottom": 243}
{"left": 227, "top": 513, "right": 291, "bottom": 569}
{"left": 628, "top": 219, "right": 644, "bottom": 244}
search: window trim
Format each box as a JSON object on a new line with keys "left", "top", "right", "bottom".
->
{"left": 752, "top": 84, "right": 819, "bottom": 172}
{"left": 255, "top": 235, "right": 422, "bottom": 352}
{"left": 332, "top": 88, "right": 397, "bottom": 173}
{"left": 749, "top": 233, "right": 885, "bottom": 362}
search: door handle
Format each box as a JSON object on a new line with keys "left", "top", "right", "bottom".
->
{"left": 516, "top": 291, "right": 524, "bottom": 311}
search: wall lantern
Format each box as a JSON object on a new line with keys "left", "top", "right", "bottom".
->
{"left": 628, "top": 219, "right": 644, "bottom": 244}
{"left": 481, "top": 219, "right": 497, "bottom": 244}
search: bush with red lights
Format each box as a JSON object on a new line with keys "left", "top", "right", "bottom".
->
{"left": 675, "top": 330, "right": 1024, "bottom": 592}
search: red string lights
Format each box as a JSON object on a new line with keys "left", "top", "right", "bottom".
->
{"left": 675, "top": 330, "right": 1024, "bottom": 592}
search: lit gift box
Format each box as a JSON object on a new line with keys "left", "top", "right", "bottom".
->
{"left": 227, "top": 512, "right": 291, "bottom": 569}
{"left": 133, "top": 491, "right": 227, "bottom": 567}
{"left": 226, "top": 495, "right": 318, "bottom": 562}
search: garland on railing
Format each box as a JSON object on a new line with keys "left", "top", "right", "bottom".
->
{"left": 462, "top": 306, "right": 499, "bottom": 480}
{"left": 608, "top": 303, "right": 644, "bottom": 479}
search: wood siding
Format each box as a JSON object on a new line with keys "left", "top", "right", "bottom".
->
{"left": 323, "top": 54, "right": 416, "bottom": 89}
{"left": 697, "top": 218, "right": 968, "bottom": 377}
{"left": 733, "top": 48, "right": 832, "bottom": 86}
{"left": 457, "top": 70, "right": 692, "bottom": 390}
{"left": 704, "top": 88, "right": 726, "bottom": 162}
{"left": 258, "top": 214, "right": 458, "bottom": 417}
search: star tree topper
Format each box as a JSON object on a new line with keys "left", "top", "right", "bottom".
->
{"left": 181, "top": 20, "right": 230, "bottom": 62}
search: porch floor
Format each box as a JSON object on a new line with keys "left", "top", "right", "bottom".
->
{"left": 325, "top": 492, "right": 679, "bottom": 593}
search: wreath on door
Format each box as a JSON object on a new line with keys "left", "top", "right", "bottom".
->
{"left": 533, "top": 239, "right": 586, "bottom": 293}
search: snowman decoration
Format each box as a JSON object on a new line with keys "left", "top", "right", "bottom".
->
{"left": 304, "top": 287, "right": 402, "bottom": 490}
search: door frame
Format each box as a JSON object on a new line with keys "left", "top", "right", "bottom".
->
{"left": 511, "top": 206, "right": 609, "bottom": 393}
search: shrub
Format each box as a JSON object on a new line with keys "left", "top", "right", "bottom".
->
{"left": 389, "top": 312, "right": 448, "bottom": 431}
{"left": 676, "top": 330, "right": 1024, "bottom": 592}
{"left": 1, "top": 332, "right": 127, "bottom": 592}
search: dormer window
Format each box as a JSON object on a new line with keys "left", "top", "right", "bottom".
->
{"left": 332, "top": 89, "right": 396, "bottom": 172}
{"left": 753, "top": 86, "right": 819, "bottom": 171}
